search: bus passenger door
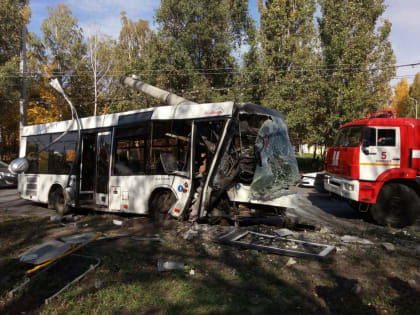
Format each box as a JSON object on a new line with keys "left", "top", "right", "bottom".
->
{"left": 80, "top": 134, "right": 96, "bottom": 194}
{"left": 96, "top": 132, "right": 112, "bottom": 206}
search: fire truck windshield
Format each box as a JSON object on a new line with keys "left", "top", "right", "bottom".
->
{"left": 334, "top": 125, "right": 365, "bottom": 147}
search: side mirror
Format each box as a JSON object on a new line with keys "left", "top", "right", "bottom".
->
{"left": 362, "top": 139, "right": 370, "bottom": 148}
{"left": 9, "top": 158, "right": 29, "bottom": 174}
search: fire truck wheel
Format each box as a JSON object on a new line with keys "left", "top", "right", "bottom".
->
{"left": 149, "top": 190, "right": 176, "bottom": 224}
{"left": 371, "top": 183, "right": 420, "bottom": 228}
{"left": 51, "top": 187, "right": 69, "bottom": 216}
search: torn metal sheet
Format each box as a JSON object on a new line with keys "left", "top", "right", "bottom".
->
{"left": 44, "top": 254, "right": 100, "bottom": 305}
{"left": 19, "top": 240, "right": 72, "bottom": 265}
{"left": 219, "top": 230, "right": 335, "bottom": 259}
{"left": 131, "top": 235, "right": 161, "bottom": 241}
{"left": 60, "top": 232, "right": 97, "bottom": 245}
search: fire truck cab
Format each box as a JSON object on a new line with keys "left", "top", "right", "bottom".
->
{"left": 324, "top": 114, "right": 420, "bottom": 227}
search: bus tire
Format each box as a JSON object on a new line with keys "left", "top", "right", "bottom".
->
{"left": 370, "top": 183, "right": 420, "bottom": 228}
{"left": 50, "top": 187, "right": 69, "bottom": 216}
{"left": 149, "top": 189, "right": 176, "bottom": 224}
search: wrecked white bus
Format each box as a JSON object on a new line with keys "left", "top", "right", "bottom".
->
{"left": 12, "top": 76, "right": 300, "bottom": 222}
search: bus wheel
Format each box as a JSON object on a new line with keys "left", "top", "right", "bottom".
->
{"left": 370, "top": 183, "right": 420, "bottom": 228}
{"left": 51, "top": 187, "right": 69, "bottom": 216}
{"left": 149, "top": 190, "right": 176, "bottom": 224}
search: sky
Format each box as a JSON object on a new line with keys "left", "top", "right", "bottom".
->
{"left": 28, "top": 0, "right": 420, "bottom": 86}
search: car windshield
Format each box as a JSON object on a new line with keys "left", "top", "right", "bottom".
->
{"left": 334, "top": 125, "right": 365, "bottom": 147}
{"left": 0, "top": 161, "right": 8, "bottom": 168}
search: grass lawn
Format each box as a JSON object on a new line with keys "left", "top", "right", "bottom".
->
{"left": 0, "top": 214, "right": 420, "bottom": 314}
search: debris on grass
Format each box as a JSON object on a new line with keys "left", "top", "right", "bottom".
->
{"left": 341, "top": 235, "right": 373, "bottom": 245}
{"left": 219, "top": 229, "right": 336, "bottom": 259}
{"left": 44, "top": 255, "right": 100, "bottom": 305}
{"left": 19, "top": 240, "right": 72, "bottom": 265}
{"left": 112, "top": 219, "right": 123, "bottom": 226}
{"left": 274, "top": 228, "right": 295, "bottom": 237}
{"left": 157, "top": 258, "right": 185, "bottom": 272}
{"left": 381, "top": 242, "right": 395, "bottom": 252}
{"left": 183, "top": 229, "right": 198, "bottom": 240}
{"left": 286, "top": 258, "right": 297, "bottom": 267}
{"left": 131, "top": 235, "right": 161, "bottom": 241}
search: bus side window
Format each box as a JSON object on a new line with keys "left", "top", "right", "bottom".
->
{"left": 114, "top": 125, "right": 149, "bottom": 176}
{"left": 148, "top": 121, "right": 191, "bottom": 175}
{"left": 114, "top": 138, "right": 146, "bottom": 175}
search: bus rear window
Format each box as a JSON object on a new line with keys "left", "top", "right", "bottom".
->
{"left": 334, "top": 126, "right": 364, "bottom": 147}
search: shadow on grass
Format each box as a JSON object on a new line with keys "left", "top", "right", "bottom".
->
{"left": 386, "top": 277, "right": 420, "bottom": 314}
{"left": 315, "top": 275, "right": 378, "bottom": 315}
{"left": 2, "top": 214, "right": 411, "bottom": 314}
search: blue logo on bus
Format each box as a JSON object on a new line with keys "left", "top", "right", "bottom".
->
{"left": 236, "top": 183, "right": 241, "bottom": 190}
{"left": 178, "top": 185, "right": 183, "bottom": 192}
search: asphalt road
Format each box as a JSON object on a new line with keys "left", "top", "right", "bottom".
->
{"left": 0, "top": 188, "right": 54, "bottom": 217}
{"left": 0, "top": 187, "right": 360, "bottom": 228}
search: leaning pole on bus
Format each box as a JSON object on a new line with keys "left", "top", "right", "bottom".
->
{"left": 119, "top": 75, "right": 197, "bottom": 106}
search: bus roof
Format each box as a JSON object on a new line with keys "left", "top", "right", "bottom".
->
{"left": 22, "top": 101, "right": 235, "bottom": 136}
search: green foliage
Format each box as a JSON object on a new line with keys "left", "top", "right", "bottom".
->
{"left": 258, "top": 0, "right": 322, "bottom": 145}
{"left": 0, "top": 0, "right": 28, "bottom": 64}
{"left": 147, "top": 0, "right": 254, "bottom": 103}
{"left": 38, "top": 3, "right": 92, "bottom": 119}
{"left": 408, "top": 73, "right": 420, "bottom": 118}
{"left": 0, "top": 0, "right": 29, "bottom": 158}
{"left": 318, "top": 0, "right": 396, "bottom": 143}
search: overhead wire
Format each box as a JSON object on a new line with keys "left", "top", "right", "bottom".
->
{"left": 1, "top": 61, "right": 420, "bottom": 78}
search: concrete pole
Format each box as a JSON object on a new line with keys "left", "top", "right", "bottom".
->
{"left": 120, "top": 75, "right": 197, "bottom": 106}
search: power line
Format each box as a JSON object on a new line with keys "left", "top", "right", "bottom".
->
{"left": 0, "top": 73, "right": 417, "bottom": 103}
{"left": 1, "top": 61, "right": 420, "bottom": 78}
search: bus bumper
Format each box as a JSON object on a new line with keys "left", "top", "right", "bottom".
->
{"left": 324, "top": 174, "right": 359, "bottom": 202}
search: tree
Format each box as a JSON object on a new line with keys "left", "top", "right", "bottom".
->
{"left": 239, "top": 21, "right": 264, "bottom": 104}
{"left": 258, "top": 0, "right": 322, "bottom": 145}
{"left": 118, "top": 12, "right": 151, "bottom": 66}
{"left": 87, "top": 33, "right": 115, "bottom": 115}
{"left": 392, "top": 78, "right": 410, "bottom": 117}
{"left": 409, "top": 72, "right": 420, "bottom": 118}
{"left": 106, "top": 14, "right": 153, "bottom": 114}
{"left": 0, "top": 0, "right": 28, "bottom": 64}
{"left": 40, "top": 3, "right": 88, "bottom": 120}
{"left": 0, "top": 0, "right": 29, "bottom": 159}
{"left": 318, "top": 0, "right": 396, "bottom": 142}
{"left": 146, "top": 0, "right": 254, "bottom": 103}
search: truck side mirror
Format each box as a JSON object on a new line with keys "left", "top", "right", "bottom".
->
{"left": 9, "top": 158, "right": 29, "bottom": 174}
{"left": 362, "top": 139, "right": 370, "bottom": 148}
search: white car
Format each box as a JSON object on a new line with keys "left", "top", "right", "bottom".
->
{"left": 300, "top": 172, "right": 327, "bottom": 192}
{"left": 0, "top": 161, "right": 18, "bottom": 188}
{"left": 301, "top": 172, "right": 317, "bottom": 187}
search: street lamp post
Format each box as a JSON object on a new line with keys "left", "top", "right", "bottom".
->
{"left": 409, "top": 97, "right": 418, "bottom": 119}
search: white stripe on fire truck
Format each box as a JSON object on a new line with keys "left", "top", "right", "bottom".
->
{"left": 413, "top": 150, "right": 420, "bottom": 159}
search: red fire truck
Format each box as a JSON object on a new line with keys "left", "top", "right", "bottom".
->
{"left": 324, "top": 111, "right": 420, "bottom": 227}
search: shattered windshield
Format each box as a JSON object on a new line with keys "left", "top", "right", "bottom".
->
{"left": 250, "top": 115, "right": 300, "bottom": 199}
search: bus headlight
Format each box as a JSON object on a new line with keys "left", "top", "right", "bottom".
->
{"left": 344, "top": 183, "right": 354, "bottom": 191}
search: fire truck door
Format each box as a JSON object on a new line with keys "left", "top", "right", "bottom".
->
{"left": 359, "top": 127, "right": 400, "bottom": 181}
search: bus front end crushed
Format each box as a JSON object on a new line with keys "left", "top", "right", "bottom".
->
{"left": 196, "top": 104, "right": 301, "bottom": 220}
